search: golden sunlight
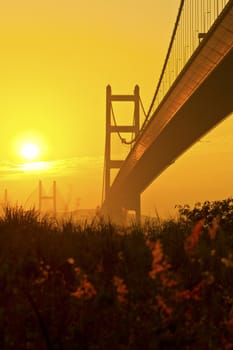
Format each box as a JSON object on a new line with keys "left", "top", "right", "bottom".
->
{"left": 13, "top": 131, "right": 48, "bottom": 163}
{"left": 21, "top": 161, "right": 51, "bottom": 172}
{"left": 20, "top": 143, "right": 40, "bottom": 161}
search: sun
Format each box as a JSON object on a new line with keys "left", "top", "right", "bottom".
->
{"left": 14, "top": 131, "right": 48, "bottom": 164}
{"left": 20, "top": 143, "right": 40, "bottom": 161}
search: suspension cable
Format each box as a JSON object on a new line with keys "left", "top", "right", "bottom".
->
{"left": 146, "top": 0, "right": 185, "bottom": 121}
{"left": 111, "top": 104, "right": 129, "bottom": 144}
{"left": 139, "top": 96, "right": 147, "bottom": 119}
{"left": 117, "top": 0, "right": 186, "bottom": 147}
{"left": 103, "top": 0, "right": 186, "bottom": 152}
{"left": 122, "top": 97, "right": 147, "bottom": 145}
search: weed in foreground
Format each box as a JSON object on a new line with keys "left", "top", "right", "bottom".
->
{"left": 0, "top": 199, "right": 232, "bottom": 349}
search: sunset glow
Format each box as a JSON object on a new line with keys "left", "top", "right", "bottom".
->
{"left": 20, "top": 143, "right": 40, "bottom": 161}
{"left": 21, "top": 161, "right": 50, "bottom": 172}
{"left": 0, "top": 0, "right": 232, "bottom": 215}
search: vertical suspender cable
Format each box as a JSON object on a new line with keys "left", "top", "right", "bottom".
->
{"left": 146, "top": 0, "right": 185, "bottom": 121}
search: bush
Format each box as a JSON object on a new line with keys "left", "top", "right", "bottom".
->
{"left": 176, "top": 197, "right": 233, "bottom": 230}
{"left": 0, "top": 200, "right": 232, "bottom": 349}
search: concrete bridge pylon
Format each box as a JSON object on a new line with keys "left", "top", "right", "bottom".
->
{"left": 103, "top": 85, "right": 141, "bottom": 223}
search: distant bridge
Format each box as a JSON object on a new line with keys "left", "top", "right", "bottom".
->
{"left": 102, "top": 0, "right": 233, "bottom": 222}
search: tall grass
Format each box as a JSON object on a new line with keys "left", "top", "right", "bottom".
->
{"left": 0, "top": 199, "right": 232, "bottom": 349}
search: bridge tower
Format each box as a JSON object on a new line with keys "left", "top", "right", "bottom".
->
{"left": 38, "top": 180, "right": 57, "bottom": 216}
{"left": 104, "top": 85, "right": 141, "bottom": 222}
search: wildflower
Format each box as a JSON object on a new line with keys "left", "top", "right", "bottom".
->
{"left": 147, "top": 240, "right": 170, "bottom": 279}
{"left": 209, "top": 217, "right": 219, "bottom": 240}
{"left": 184, "top": 219, "right": 205, "bottom": 254}
{"left": 156, "top": 295, "right": 173, "bottom": 319}
{"left": 34, "top": 276, "right": 47, "bottom": 285}
{"left": 118, "top": 251, "right": 124, "bottom": 261}
{"left": 221, "top": 257, "right": 233, "bottom": 268}
{"left": 149, "top": 264, "right": 165, "bottom": 279}
{"left": 113, "top": 276, "right": 128, "bottom": 303}
{"left": 71, "top": 274, "right": 96, "bottom": 300}
{"left": 191, "top": 280, "right": 205, "bottom": 299}
{"left": 161, "top": 275, "right": 177, "bottom": 288}
{"left": 202, "top": 271, "right": 215, "bottom": 285}
{"left": 176, "top": 280, "right": 205, "bottom": 301}
{"left": 211, "top": 249, "right": 216, "bottom": 256}
{"left": 67, "top": 257, "right": 75, "bottom": 265}
{"left": 35, "top": 268, "right": 49, "bottom": 285}
{"left": 146, "top": 240, "right": 163, "bottom": 264}
{"left": 74, "top": 266, "right": 81, "bottom": 275}
{"left": 176, "top": 289, "right": 191, "bottom": 300}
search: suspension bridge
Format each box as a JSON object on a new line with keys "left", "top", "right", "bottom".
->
{"left": 102, "top": 0, "right": 233, "bottom": 223}
{"left": 0, "top": 181, "right": 94, "bottom": 221}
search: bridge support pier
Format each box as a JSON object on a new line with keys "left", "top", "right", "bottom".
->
{"left": 125, "top": 193, "right": 141, "bottom": 224}
{"left": 134, "top": 195, "right": 141, "bottom": 223}
{"left": 104, "top": 192, "right": 141, "bottom": 225}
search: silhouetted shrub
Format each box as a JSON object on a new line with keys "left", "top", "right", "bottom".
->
{"left": 0, "top": 199, "right": 232, "bottom": 349}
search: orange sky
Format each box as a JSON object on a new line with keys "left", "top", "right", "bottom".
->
{"left": 0, "top": 0, "right": 232, "bottom": 216}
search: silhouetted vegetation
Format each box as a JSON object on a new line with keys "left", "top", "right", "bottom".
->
{"left": 0, "top": 199, "right": 233, "bottom": 349}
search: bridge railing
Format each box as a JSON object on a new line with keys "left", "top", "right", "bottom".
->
{"left": 147, "top": 0, "right": 230, "bottom": 120}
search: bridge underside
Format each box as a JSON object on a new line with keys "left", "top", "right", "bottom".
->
{"left": 102, "top": 4, "right": 233, "bottom": 222}
{"left": 124, "top": 48, "right": 233, "bottom": 196}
